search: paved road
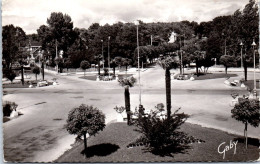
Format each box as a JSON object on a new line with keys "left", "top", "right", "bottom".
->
{"left": 2, "top": 66, "right": 260, "bottom": 162}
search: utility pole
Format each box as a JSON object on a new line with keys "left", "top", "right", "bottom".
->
{"left": 108, "top": 36, "right": 110, "bottom": 77}
{"left": 101, "top": 40, "right": 104, "bottom": 70}
{"left": 137, "top": 22, "right": 141, "bottom": 105}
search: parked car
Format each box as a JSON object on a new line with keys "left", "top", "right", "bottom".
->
{"left": 37, "top": 80, "right": 48, "bottom": 87}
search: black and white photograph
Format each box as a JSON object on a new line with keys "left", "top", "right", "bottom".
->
{"left": 1, "top": 0, "right": 260, "bottom": 162}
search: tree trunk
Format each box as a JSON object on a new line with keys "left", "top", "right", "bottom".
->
{"left": 84, "top": 133, "right": 87, "bottom": 155}
{"left": 41, "top": 62, "right": 44, "bottom": 80}
{"left": 225, "top": 67, "right": 227, "bottom": 74}
{"left": 125, "top": 65, "right": 128, "bottom": 72}
{"left": 113, "top": 66, "right": 115, "bottom": 76}
{"left": 245, "top": 122, "right": 248, "bottom": 149}
{"left": 196, "top": 59, "right": 199, "bottom": 77}
{"left": 21, "top": 66, "right": 24, "bottom": 85}
{"left": 244, "top": 61, "right": 247, "bottom": 81}
{"left": 84, "top": 70, "right": 85, "bottom": 76}
{"left": 165, "top": 68, "right": 171, "bottom": 118}
{"left": 98, "top": 60, "right": 100, "bottom": 75}
{"left": 182, "top": 64, "right": 185, "bottom": 74}
{"left": 35, "top": 74, "right": 37, "bottom": 81}
{"left": 125, "top": 86, "right": 131, "bottom": 125}
{"left": 179, "top": 65, "right": 182, "bottom": 75}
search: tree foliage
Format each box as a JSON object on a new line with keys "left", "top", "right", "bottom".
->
{"left": 231, "top": 98, "right": 259, "bottom": 128}
{"left": 219, "top": 55, "right": 237, "bottom": 74}
{"left": 2, "top": 25, "right": 27, "bottom": 69}
{"left": 66, "top": 104, "right": 106, "bottom": 137}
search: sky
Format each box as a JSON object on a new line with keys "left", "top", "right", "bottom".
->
{"left": 2, "top": 0, "right": 249, "bottom": 34}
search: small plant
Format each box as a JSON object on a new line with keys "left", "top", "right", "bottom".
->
{"left": 3, "top": 101, "right": 18, "bottom": 117}
{"left": 231, "top": 93, "right": 239, "bottom": 99}
{"left": 114, "top": 106, "right": 125, "bottom": 113}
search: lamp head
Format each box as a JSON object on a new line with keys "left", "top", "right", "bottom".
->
{"left": 252, "top": 40, "right": 256, "bottom": 46}
{"left": 134, "top": 20, "right": 139, "bottom": 26}
{"left": 240, "top": 41, "right": 243, "bottom": 46}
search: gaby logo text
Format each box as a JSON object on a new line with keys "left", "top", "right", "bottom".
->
{"left": 218, "top": 140, "right": 238, "bottom": 159}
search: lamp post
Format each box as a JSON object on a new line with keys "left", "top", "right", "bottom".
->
{"left": 108, "top": 36, "right": 110, "bottom": 77}
{"left": 240, "top": 41, "right": 243, "bottom": 69}
{"left": 136, "top": 21, "right": 141, "bottom": 106}
{"left": 252, "top": 40, "right": 256, "bottom": 91}
{"left": 179, "top": 34, "right": 184, "bottom": 75}
{"left": 55, "top": 39, "right": 58, "bottom": 73}
{"left": 101, "top": 40, "right": 104, "bottom": 70}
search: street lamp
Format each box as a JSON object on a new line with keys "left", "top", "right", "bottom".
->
{"left": 252, "top": 40, "right": 256, "bottom": 91}
{"left": 240, "top": 41, "right": 243, "bottom": 69}
{"left": 101, "top": 40, "right": 104, "bottom": 70}
{"left": 108, "top": 36, "right": 111, "bottom": 77}
{"left": 135, "top": 20, "right": 141, "bottom": 106}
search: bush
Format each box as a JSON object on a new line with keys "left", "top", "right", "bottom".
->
{"left": 3, "top": 101, "right": 18, "bottom": 116}
{"left": 4, "top": 69, "right": 17, "bottom": 83}
{"left": 135, "top": 106, "right": 190, "bottom": 154}
{"left": 103, "top": 68, "right": 109, "bottom": 76}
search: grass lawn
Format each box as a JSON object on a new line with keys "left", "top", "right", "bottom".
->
{"left": 3, "top": 82, "right": 30, "bottom": 88}
{"left": 3, "top": 80, "right": 53, "bottom": 88}
{"left": 56, "top": 122, "right": 259, "bottom": 162}
{"left": 194, "top": 73, "right": 238, "bottom": 80}
{"left": 79, "top": 74, "right": 133, "bottom": 81}
{"left": 244, "top": 79, "right": 260, "bottom": 90}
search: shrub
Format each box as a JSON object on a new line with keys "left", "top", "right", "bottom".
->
{"left": 80, "top": 60, "right": 90, "bottom": 76}
{"left": 3, "top": 101, "right": 18, "bottom": 117}
{"left": 32, "top": 66, "right": 40, "bottom": 80}
{"left": 135, "top": 106, "right": 189, "bottom": 155}
{"left": 4, "top": 69, "right": 17, "bottom": 83}
{"left": 103, "top": 68, "right": 109, "bottom": 76}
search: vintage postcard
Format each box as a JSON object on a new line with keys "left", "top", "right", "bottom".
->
{"left": 2, "top": 0, "right": 260, "bottom": 162}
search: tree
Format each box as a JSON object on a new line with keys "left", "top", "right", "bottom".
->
{"left": 118, "top": 76, "right": 136, "bottom": 125}
{"left": 37, "top": 12, "right": 77, "bottom": 64}
{"left": 66, "top": 104, "right": 106, "bottom": 156}
{"left": 2, "top": 25, "right": 26, "bottom": 69}
{"left": 32, "top": 66, "right": 40, "bottom": 80}
{"left": 4, "top": 69, "right": 17, "bottom": 83}
{"left": 80, "top": 60, "right": 90, "bottom": 76}
{"left": 231, "top": 98, "right": 259, "bottom": 148}
{"left": 121, "top": 58, "right": 132, "bottom": 73}
{"left": 157, "top": 55, "right": 179, "bottom": 118}
{"left": 219, "top": 55, "right": 237, "bottom": 74}
{"left": 64, "top": 58, "right": 72, "bottom": 73}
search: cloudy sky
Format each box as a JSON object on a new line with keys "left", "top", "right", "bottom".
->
{"left": 2, "top": 0, "right": 249, "bottom": 34}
